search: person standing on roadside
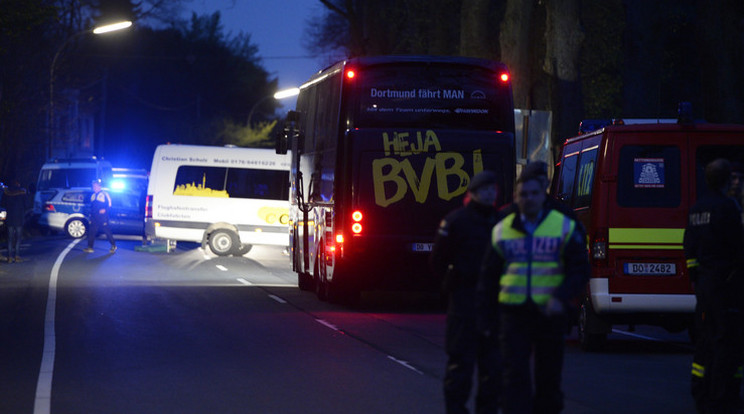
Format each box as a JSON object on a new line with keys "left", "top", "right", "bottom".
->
{"left": 84, "top": 180, "right": 116, "bottom": 253}
{"left": 430, "top": 170, "right": 502, "bottom": 414}
{"left": 685, "top": 158, "right": 744, "bottom": 414}
{"left": 2, "top": 179, "right": 29, "bottom": 263}
{"left": 479, "top": 166, "right": 589, "bottom": 414}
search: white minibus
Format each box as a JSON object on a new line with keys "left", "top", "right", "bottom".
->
{"left": 145, "top": 145, "right": 290, "bottom": 255}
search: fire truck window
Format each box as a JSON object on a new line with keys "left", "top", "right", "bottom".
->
{"left": 695, "top": 146, "right": 744, "bottom": 199}
{"left": 573, "top": 148, "right": 598, "bottom": 209}
{"left": 617, "top": 145, "right": 681, "bottom": 208}
{"left": 556, "top": 153, "right": 578, "bottom": 206}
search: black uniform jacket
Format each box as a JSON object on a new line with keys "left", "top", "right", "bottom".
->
{"left": 430, "top": 200, "right": 498, "bottom": 316}
{"left": 684, "top": 190, "right": 744, "bottom": 294}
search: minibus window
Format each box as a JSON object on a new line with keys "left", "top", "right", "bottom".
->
{"left": 617, "top": 145, "right": 681, "bottom": 208}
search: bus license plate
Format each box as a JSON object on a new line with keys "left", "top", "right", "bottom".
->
{"left": 624, "top": 263, "right": 676, "bottom": 275}
{"left": 412, "top": 243, "right": 433, "bottom": 252}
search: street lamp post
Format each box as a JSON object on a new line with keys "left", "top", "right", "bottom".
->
{"left": 48, "top": 20, "right": 132, "bottom": 160}
{"left": 247, "top": 87, "right": 300, "bottom": 126}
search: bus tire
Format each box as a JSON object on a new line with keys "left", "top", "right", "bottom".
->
{"left": 578, "top": 297, "right": 608, "bottom": 352}
{"left": 314, "top": 257, "right": 328, "bottom": 301}
{"left": 209, "top": 229, "right": 238, "bottom": 256}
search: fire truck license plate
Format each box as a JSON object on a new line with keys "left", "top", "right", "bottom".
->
{"left": 412, "top": 243, "right": 434, "bottom": 252}
{"left": 624, "top": 263, "right": 676, "bottom": 275}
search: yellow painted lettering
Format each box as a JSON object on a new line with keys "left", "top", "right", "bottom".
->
{"left": 372, "top": 158, "right": 407, "bottom": 207}
{"left": 472, "top": 149, "right": 483, "bottom": 175}
{"left": 397, "top": 132, "right": 411, "bottom": 156}
{"left": 423, "top": 130, "right": 442, "bottom": 152}
{"left": 435, "top": 152, "right": 469, "bottom": 201}
{"left": 382, "top": 132, "right": 396, "bottom": 156}
{"left": 401, "top": 157, "right": 435, "bottom": 203}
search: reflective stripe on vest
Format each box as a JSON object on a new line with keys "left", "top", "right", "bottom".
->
{"left": 493, "top": 210, "right": 575, "bottom": 306}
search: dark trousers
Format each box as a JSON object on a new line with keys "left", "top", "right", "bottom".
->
{"left": 500, "top": 304, "right": 567, "bottom": 414}
{"left": 692, "top": 279, "right": 743, "bottom": 414}
{"left": 87, "top": 218, "right": 115, "bottom": 248}
{"left": 444, "top": 315, "right": 501, "bottom": 414}
{"left": 7, "top": 225, "right": 22, "bottom": 257}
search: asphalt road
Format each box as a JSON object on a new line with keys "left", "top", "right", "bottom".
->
{"left": 0, "top": 234, "right": 699, "bottom": 414}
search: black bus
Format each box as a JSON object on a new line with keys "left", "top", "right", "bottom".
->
{"left": 277, "top": 55, "right": 515, "bottom": 303}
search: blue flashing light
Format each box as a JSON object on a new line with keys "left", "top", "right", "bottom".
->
{"left": 110, "top": 180, "right": 126, "bottom": 191}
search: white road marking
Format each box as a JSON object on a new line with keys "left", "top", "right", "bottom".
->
{"left": 316, "top": 319, "right": 340, "bottom": 331}
{"left": 216, "top": 265, "right": 228, "bottom": 271}
{"left": 612, "top": 328, "right": 663, "bottom": 342}
{"left": 34, "top": 239, "right": 82, "bottom": 414}
{"left": 268, "top": 294, "right": 287, "bottom": 304}
{"left": 387, "top": 355, "right": 424, "bottom": 375}
{"left": 237, "top": 278, "right": 252, "bottom": 285}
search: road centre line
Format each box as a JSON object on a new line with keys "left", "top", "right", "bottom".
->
{"left": 268, "top": 294, "right": 287, "bottom": 304}
{"left": 34, "top": 238, "right": 82, "bottom": 414}
{"left": 387, "top": 355, "right": 424, "bottom": 375}
{"left": 237, "top": 278, "right": 252, "bottom": 285}
{"left": 316, "top": 319, "right": 340, "bottom": 331}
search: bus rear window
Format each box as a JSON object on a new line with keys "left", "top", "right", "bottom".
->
{"left": 617, "top": 145, "right": 681, "bottom": 208}
{"left": 353, "top": 64, "right": 513, "bottom": 130}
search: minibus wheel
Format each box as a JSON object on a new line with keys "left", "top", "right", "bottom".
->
{"left": 208, "top": 229, "right": 238, "bottom": 256}
{"left": 234, "top": 243, "right": 252, "bottom": 256}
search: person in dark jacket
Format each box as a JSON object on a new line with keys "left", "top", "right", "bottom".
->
{"left": 684, "top": 158, "right": 744, "bottom": 414}
{"left": 84, "top": 180, "right": 116, "bottom": 253}
{"left": 430, "top": 170, "right": 501, "bottom": 414}
{"left": 1, "top": 179, "right": 29, "bottom": 262}
{"left": 478, "top": 166, "right": 590, "bottom": 414}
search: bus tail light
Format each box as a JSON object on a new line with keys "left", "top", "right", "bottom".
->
{"left": 346, "top": 69, "right": 356, "bottom": 80}
{"left": 351, "top": 210, "right": 363, "bottom": 234}
{"left": 327, "top": 233, "right": 345, "bottom": 265}
{"left": 145, "top": 195, "right": 153, "bottom": 218}
{"left": 499, "top": 72, "right": 510, "bottom": 83}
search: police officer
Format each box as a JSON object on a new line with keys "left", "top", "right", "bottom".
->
{"left": 684, "top": 158, "right": 744, "bottom": 414}
{"left": 84, "top": 179, "right": 117, "bottom": 253}
{"left": 430, "top": 170, "right": 501, "bottom": 414}
{"left": 479, "top": 165, "right": 589, "bottom": 414}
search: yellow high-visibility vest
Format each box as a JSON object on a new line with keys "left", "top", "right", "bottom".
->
{"left": 492, "top": 209, "right": 575, "bottom": 305}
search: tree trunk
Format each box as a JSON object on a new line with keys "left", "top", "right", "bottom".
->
{"left": 696, "top": 0, "right": 744, "bottom": 123}
{"left": 544, "top": 0, "right": 584, "bottom": 145}
{"left": 499, "top": 0, "right": 537, "bottom": 108}
{"left": 460, "top": 0, "right": 490, "bottom": 58}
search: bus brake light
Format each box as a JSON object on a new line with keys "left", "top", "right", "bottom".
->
{"left": 352, "top": 223, "right": 362, "bottom": 234}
